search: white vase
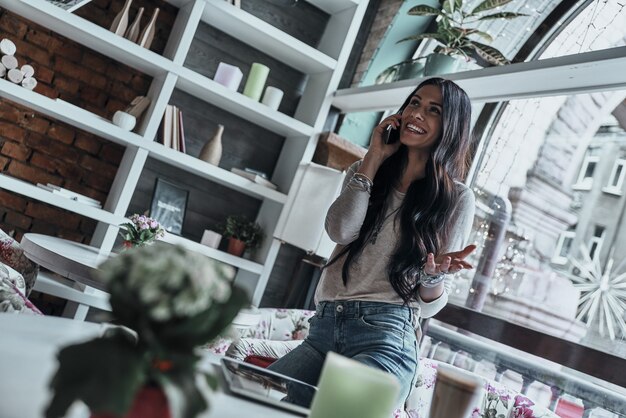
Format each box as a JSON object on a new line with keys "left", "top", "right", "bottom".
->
{"left": 198, "top": 124, "right": 224, "bottom": 166}
{"left": 112, "top": 111, "right": 136, "bottom": 131}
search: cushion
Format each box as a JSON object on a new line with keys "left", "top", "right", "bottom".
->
{"left": 244, "top": 355, "right": 277, "bottom": 368}
{"left": 0, "top": 230, "right": 39, "bottom": 296}
{"left": 225, "top": 338, "right": 303, "bottom": 361}
{"left": 0, "top": 264, "right": 43, "bottom": 315}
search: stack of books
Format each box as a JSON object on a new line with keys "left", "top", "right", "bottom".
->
{"left": 37, "top": 183, "right": 102, "bottom": 208}
{"left": 230, "top": 168, "right": 277, "bottom": 190}
{"left": 160, "top": 104, "right": 186, "bottom": 153}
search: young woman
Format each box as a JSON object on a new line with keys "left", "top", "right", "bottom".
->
{"left": 269, "top": 77, "right": 477, "bottom": 412}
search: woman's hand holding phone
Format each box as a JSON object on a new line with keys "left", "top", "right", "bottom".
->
{"left": 359, "top": 114, "right": 402, "bottom": 180}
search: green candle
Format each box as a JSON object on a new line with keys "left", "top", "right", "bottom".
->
{"left": 243, "top": 63, "right": 270, "bottom": 101}
{"left": 309, "top": 352, "right": 400, "bottom": 418}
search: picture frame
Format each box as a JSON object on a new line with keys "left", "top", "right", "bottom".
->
{"left": 149, "top": 178, "right": 189, "bottom": 235}
{"left": 45, "top": 0, "right": 93, "bottom": 12}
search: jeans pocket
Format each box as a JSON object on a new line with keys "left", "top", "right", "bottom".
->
{"left": 359, "top": 312, "right": 406, "bottom": 337}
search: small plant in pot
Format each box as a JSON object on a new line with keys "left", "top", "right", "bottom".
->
{"left": 221, "top": 215, "right": 264, "bottom": 257}
{"left": 399, "top": 0, "right": 527, "bottom": 74}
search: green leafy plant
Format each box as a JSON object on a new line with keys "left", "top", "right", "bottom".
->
{"left": 45, "top": 243, "right": 248, "bottom": 418}
{"left": 399, "top": 0, "right": 527, "bottom": 66}
{"left": 220, "top": 215, "right": 264, "bottom": 250}
{"left": 119, "top": 214, "right": 165, "bottom": 248}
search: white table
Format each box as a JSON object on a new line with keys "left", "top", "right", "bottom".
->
{"left": 21, "top": 233, "right": 112, "bottom": 320}
{"left": 0, "top": 314, "right": 300, "bottom": 418}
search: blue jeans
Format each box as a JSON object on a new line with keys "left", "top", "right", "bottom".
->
{"left": 268, "top": 300, "right": 419, "bottom": 411}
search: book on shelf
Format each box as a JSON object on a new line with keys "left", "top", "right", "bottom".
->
{"left": 36, "top": 183, "right": 102, "bottom": 208}
{"left": 160, "top": 104, "right": 186, "bottom": 153}
{"left": 230, "top": 168, "right": 277, "bottom": 190}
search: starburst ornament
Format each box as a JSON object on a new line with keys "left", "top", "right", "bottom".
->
{"left": 568, "top": 245, "right": 626, "bottom": 340}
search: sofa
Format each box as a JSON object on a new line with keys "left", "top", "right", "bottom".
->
{"left": 0, "top": 229, "right": 41, "bottom": 315}
{"left": 206, "top": 308, "right": 558, "bottom": 418}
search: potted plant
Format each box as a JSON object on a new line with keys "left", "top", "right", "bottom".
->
{"left": 220, "top": 215, "right": 264, "bottom": 257}
{"left": 118, "top": 214, "right": 165, "bottom": 249}
{"left": 45, "top": 243, "right": 248, "bottom": 418}
{"left": 399, "top": 0, "right": 527, "bottom": 75}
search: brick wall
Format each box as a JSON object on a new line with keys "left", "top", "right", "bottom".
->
{"left": 350, "top": 0, "right": 403, "bottom": 87}
{"left": 0, "top": 0, "right": 175, "bottom": 242}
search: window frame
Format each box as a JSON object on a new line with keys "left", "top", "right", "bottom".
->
{"left": 573, "top": 152, "right": 600, "bottom": 190}
{"left": 552, "top": 230, "right": 576, "bottom": 265}
{"left": 602, "top": 157, "right": 626, "bottom": 196}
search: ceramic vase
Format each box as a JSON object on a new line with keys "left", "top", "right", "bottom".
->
{"left": 423, "top": 53, "right": 460, "bottom": 76}
{"left": 198, "top": 124, "right": 224, "bottom": 166}
{"left": 227, "top": 238, "right": 246, "bottom": 257}
{"left": 125, "top": 7, "right": 144, "bottom": 43}
{"left": 110, "top": 0, "right": 133, "bottom": 36}
{"left": 137, "top": 8, "right": 159, "bottom": 49}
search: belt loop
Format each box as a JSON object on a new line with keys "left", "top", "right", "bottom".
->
{"left": 355, "top": 300, "right": 360, "bottom": 317}
{"left": 317, "top": 302, "right": 325, "bottom": 318}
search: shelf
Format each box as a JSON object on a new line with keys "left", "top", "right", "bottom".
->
{"left": 0, "top": 78, "right": 287, "bottom": 204}
{"left": 160, "top": 233, "right": 263, "bottom": 274}
{"left": 0, "top": 78, "right": 147, "bottom": 149}
{"left": 307, "top": 0, "right": 360, "bottom": 14}
{"left": 332, "top": 46, "right": 626, "bottom": 112}
{"left": 0, "top": 0, "right": 176, "bottom": 77}
{"left": 142, "top": 141, "right": 288, "bottom": 204}
{"left": 175, "top": 67, "right": 314, "bottom": 138}
{"left": 0, "top": 174, "right": 124, "bottom": 226}
{"left": 172, "top": 0, "right": 336, "bottom": 73}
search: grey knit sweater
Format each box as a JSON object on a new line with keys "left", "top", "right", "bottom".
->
{"left": 314, "top": 161, "right": 475, "bottom": 318}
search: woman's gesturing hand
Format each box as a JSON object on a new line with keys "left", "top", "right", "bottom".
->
{"left": 423, "top": 244, "right": 476, "bottom": 276}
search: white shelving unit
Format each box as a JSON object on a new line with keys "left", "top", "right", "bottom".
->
{"left": 332, "top": 46, "right": 626, "bottom": 113}
{"left": 0, "top": 0, "right": 369, "bottom": 305}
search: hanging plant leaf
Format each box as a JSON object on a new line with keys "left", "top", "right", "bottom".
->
{"left": 470, "top": 41, "right": 509, "bottom": 65}
{"left": 408, "top": 5, "right": 441, "bottom": 16}
{"left": 397, "top": 33, "right": 447, "bottom": 44}
{"left": 471, "top": 0, "right": 514, "bottom": 14}
{"left": 479, "top": 12, "right": 528, "bottom": 20}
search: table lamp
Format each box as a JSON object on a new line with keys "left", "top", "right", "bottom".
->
{"left": 308, "top": 352, "right": 400, "bottom": 418}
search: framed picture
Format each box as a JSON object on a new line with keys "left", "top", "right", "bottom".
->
{"left": 149, "top": 178, "right": 189, "bottom": 235}
{"left": 45, "top": 0, "right": 93, "bottom": 12}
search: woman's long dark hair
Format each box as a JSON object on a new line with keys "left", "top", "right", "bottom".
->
{"left": 328, "top": 78, "right": 472, "bottom": 304}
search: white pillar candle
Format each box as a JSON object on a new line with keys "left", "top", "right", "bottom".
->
{"left": 308, "top": 352, "right": 400, "bottom": 418}
{"left": 261, "top": 86, "right": 283, "bottom": 111}
{"left": 214, "top": 62, "right": 243, "bottom": 91}
{"left": 200, "top": 230, "right": 222, "bottom": 249}
{"left": 243, "top": 63, "right": 269, "bottom": 101}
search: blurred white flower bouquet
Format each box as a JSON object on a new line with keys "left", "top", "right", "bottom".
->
{"left": 46, "top": 243, "right": 248, "bottom": 418}
{"left": 119, "top": 214, "right": 165, "bottom": 248}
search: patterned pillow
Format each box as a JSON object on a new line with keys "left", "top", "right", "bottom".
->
{"left": 0, "top": 264, "right": 42, "bottom": 315}
{"left": 0, "top": 230, "right": 39, "bottom": 296}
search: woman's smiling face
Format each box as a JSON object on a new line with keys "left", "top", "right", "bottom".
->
{"left": 399, "top": 84, "right": 443, "bottom": 152}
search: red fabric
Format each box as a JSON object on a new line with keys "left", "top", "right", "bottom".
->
{"left": 243, "top": 355, "right": 278, "bottom": 368}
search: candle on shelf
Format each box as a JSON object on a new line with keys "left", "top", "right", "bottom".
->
{"left": 214, "top": 62, "right": 243, "bottom": 91}
{"left": 200, "top": 230, "right": 222, "bottom": 249}
{"left": 243, "top": 63, "right": 269, "bottom": 101}
{"left": 261, "top": 86, "right": 283, "bottom": 111}
{"left": 308, "top": 352, "right": 400, "bottom": 418}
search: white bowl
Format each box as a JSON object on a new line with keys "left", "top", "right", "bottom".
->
{"left": 112, "top": 111, "right": 136, "bottom": 131}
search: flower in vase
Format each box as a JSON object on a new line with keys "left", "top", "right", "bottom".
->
{"left": 45, "top": 243, "right": 248, "bottom": 418}
{"left": 119, "top": 214, "right": 166, "bottom": 248}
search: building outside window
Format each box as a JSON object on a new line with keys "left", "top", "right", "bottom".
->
{"left": 552, "top": 230, "right": 576, "bottom": 265}
{"left": 603, "top": 154, "right": 626, "bottom": 195}
{"left": 588, "top": 225, "right": 606, "bottom": 261}
{"left": 573, "top": 148, "right": 600, "bottom": 190}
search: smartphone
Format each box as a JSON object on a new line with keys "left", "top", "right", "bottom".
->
{"left": 383, "top": 123, "right": 400, "bottom": 144}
